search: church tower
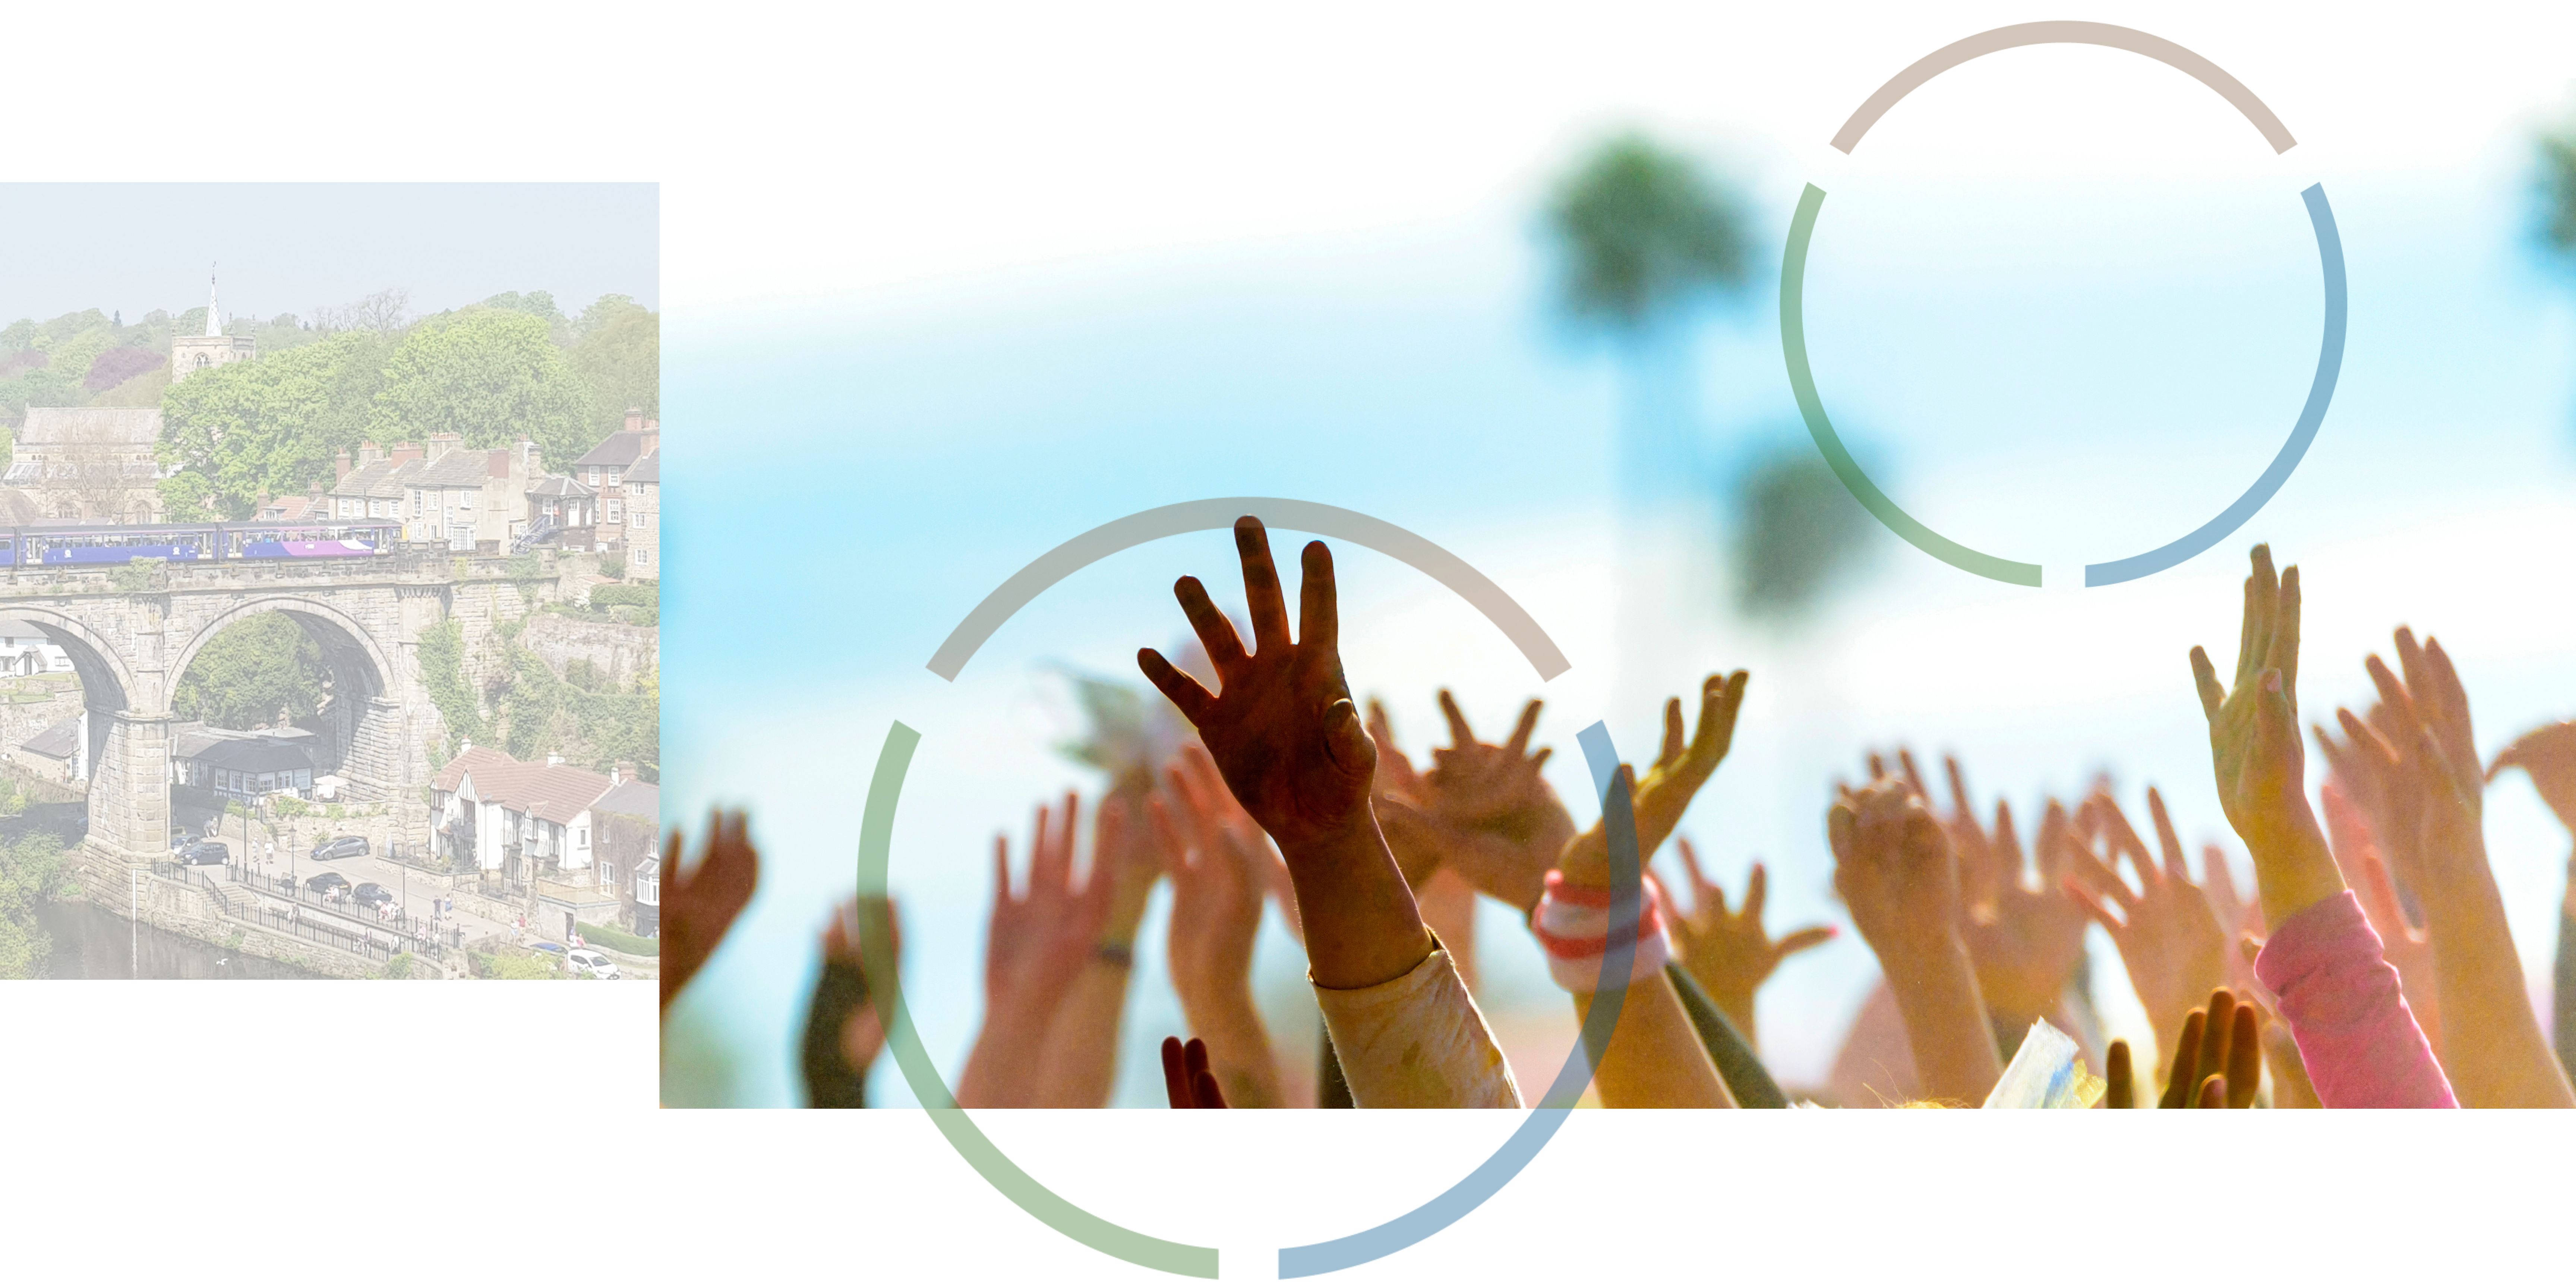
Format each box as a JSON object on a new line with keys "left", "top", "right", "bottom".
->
{"left": 171, "top": 268, "right": 256, "bottom": 383}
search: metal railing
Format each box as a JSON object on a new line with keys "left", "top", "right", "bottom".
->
{"left": 147, "top": 861, "right": 454, "bottom": 965}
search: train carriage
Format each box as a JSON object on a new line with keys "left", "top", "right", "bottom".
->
{"left": 0, "top": 521, "right": 401, "bottom": 567}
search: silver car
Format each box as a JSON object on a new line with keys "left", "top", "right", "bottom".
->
{"left": 565, "top": 947, "right": 618, "bottom": 979}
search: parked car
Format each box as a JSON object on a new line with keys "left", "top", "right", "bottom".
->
{"left": 176, "top": 840, "right": 229, "bottom": 866}
{"left": 565, "top": 947, "right": 618, "bottom": 979}
{"left": 351, "top": 883, "right": 395, "bottom": 911}
{"left": 310, "top": 835, "right": 369, "bottom": 862}
{"left": 530, "top": 941, "right": 567, "bottom": 956}
{"left": 305, "top": 872, "right": 352, "bottom": 899}
{"left": 170, "top": 830, "right": 192, "bottom": 853}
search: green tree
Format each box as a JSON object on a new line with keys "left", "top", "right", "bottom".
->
{"left": 566, "top": 298, "right": 658, "bottom": 445}
{"left": 368, "top": 310, "right": 591, "bottom": 470}
{"left": 0, "top": 832, "right": 70, "bottom": 980}
{"left": 160, "top": 331, "right": 392, "bottom": 517}
{"left": 173, "top": 614, "right": 328, "bottom": 729}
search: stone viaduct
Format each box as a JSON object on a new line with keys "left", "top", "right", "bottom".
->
{"left": 0, "top": 548, "right": 572, "bottom": 894}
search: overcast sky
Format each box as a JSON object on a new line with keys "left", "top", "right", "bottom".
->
{"left": 0, "top": 183, "right": 657, "bottom": 328}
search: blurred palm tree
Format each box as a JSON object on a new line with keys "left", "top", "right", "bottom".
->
{"left": 1546, "top": 132, "right": 1874, "bottom": 626}
{"left": 2542, "top": 114, "right": 2576, "bottom": 257}
{"left": 1546, "top": 132, "right": 1752, "bottom": 510}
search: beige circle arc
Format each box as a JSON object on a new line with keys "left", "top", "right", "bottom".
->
{"left": 1828, "top": 20, "right": 2296, "bottom": 155}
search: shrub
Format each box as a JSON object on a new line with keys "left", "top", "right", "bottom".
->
{"left": 598, "top": 554, "right": 625, "bottom": 580}
{"left": 85, "top": 346, "right": 164, "bottom": 392}
{"left": 591, "top": 583, "right": 658, "bottom": 610}
{"left": 576, "top": 921, "right": 658, "bottom": 957}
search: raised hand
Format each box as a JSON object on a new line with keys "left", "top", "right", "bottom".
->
{"left": 2331, "top": 628, "right": 2575, "bottom": 1107}
{"left": 1138, "top": 518, "right": 1430, "bottom": 991}
{"left": 1830, "top": 778, "right": 2001, "bottom": 1104}
{"left": 1559, "top": 671, "right": 1749, "bottom": 888}
{"left": 2317, "top": 779, "right": 2440, "bottom": 1048}
{"left": 1159, "top": 1036, "right": 1229, "bottom": 1109}
{"left": 2155, "top": 988, "right": 2263, "bottom": 1108}
{"left": 662, "top": 808, "right": 758, "bottom": 1011}
{"left": 1953, "top": 796, "right": 2090, "bottom": 1023}
{"left": 2491, "top": 721, "right": 2576, "bottom": 834}
{"left": 1372, "top": 693, "right": 1574, "bottom": 915}
{"left": 2188, "top": 544, "right": 2343, "bottom": 926}
{"left": 804, "top": 896, "right": 901, "bottom": 1107}
{"left": 1660, "top": 836, "right": 1835, "bottom": 1048}
{"left": 2062, "top": 787, "right": 2229, "bottom": 1071}
{"left": 956, "top": 794, "right": 1116, "bottom": 1108}
{"left": 1150, "top": 748, "right": 1286, "bottom": 1107}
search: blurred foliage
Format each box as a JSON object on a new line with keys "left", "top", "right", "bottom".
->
{"left": 174, "top": 613, "right": 329, "bottom": 729}
{"left": 1730, "top": 442, "right": 1878, "bottom": 622}
{"left": 0, "top": 831, "right": 70, "bottom": 979}
{"left": 1051, "top": 668, "right": 1156, "bottom": 794}
{"left": 1546, "top": 131, "right": 1753, "bottom": 335}
{"left": 2542, "top": 112, "right": 2576, "bottom": 256}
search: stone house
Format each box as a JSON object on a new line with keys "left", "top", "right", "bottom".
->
{"left": 329, "top": 437, "right": 540, "bottom": 550}
{"left": 172, "top": 724, "right": 317, "bottom": 803}
{"left": 1, "top": 407, "right": 169, "bottom": 523}
{"left": 591, "top": 771, "right": 659, "bottom": 933}
{"left": 0, "top": 618, "right": 72, "bottom": 677}
{"left": 571, "top": 411, "right": 658, "bottom": 554}
{"left": 15, "top": 712, "right": 86, "bottom": 783}
{"left": 429, "top": 745, "right": 615, "bottom": 886}
{"left": 524, "top": 474, "right": 595, "bottom": 548}
{"left": 624, "top": 449, "right": 659, "bottom": 578}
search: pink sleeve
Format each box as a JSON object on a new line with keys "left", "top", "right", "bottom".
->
{"left": 2254, "top": 891, "right": 2456, "bottom": 1108}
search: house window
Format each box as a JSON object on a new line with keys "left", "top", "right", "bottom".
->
{"left": 605, "top": 500, "right": 621, "bottom": 524}
{"left": 412, "top": 491, "right": 422, "bottom": 517}
{"left": 577, "top": 826, "right": 587, "bottom": 848}
{"left": 586, "top": 468, "right": 600, "bottom": 486}
{"left": 608, "top": 470, "right": 622, "bottom": 487}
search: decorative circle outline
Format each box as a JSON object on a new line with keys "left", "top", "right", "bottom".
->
{"left": 855, "top": 498, "right": 1650, "bottom": 1278}
{"left": 1781, "top": 22, "right": 2348, "bottom": 587}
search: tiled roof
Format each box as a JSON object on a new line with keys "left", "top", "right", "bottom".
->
{"left": 434, "top": 745, "right": 614, "bottom": 826}
{"left": 593, "top": 779, "right": 660, "bottom": 820}
{"left": 574, "top": 430, "right": 653, "bottom": 469}
{"left": 21, "top": 714, "right": 80, "bottom": 759}
{"left": 18, "top": 407, "right": 162, "bottom": 448}
{"left": 527, "top": 475, "right": 593, "bottom": 499}
{"left": 627, "top": 451, "right": 658, "bottom": 484}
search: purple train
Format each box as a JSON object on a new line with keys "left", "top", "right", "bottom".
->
{"left": 0, "top": 521, "right": 401, "bottom": 567}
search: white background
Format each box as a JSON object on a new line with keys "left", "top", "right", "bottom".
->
{"left": 10, "top": 1, "right": 2576, "bottom": 1284}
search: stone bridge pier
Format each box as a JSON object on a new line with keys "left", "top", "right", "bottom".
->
{"left": 0, "top": 550, "right": 558, "bottom": 887}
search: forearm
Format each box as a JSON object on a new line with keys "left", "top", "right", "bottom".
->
{"left": 1878, "top": 937, "right": 2003, "bottom": 1105}
{"left": 1313, "top": 939, "right": 1519, "bottom": 1108}
{"left": 1178, "top": 982, "right": 1284, "bottom": 1108}
{"left": 2243, "top": 805, "right": 2346, "bottom": 932}
{"left": 1575, "top": 972, "right": 1734, "bottom": 1108}
{"left": 2417, "top": 850, "right": 2576, "bottom": 1108}
{"left": 1030, "top": 957, "right": 1135, "bottom": 1107}
{"left": 1283, "top": 811, "right": 1434, "bottom": 991}
{"left": 1416, "top": 866, "right": 1480, "bottom": 993}
{"left": 956, "top": 997, "right": 1056, "bottom": 1109}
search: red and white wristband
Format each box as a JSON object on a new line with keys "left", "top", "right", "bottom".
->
{"left": 1531, "top": 869, "right": 1671, "bottom": 993}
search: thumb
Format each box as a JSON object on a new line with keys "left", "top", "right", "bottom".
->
{"left": 1323, "top": 697, "right": 1375, "bottom": 778}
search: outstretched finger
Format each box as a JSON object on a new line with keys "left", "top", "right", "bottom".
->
{"left": 1160, "top": 1036, "right": 1191, "bottom": 1109}
{"left": 1775, "top": 925, "right": 1837, "bottom": 959}
{"left": 1436, "top": 688, "right": 1477, "bottom": 751}
{"left": 2226, "top": 1004, "right": 2261, "bottom": 1108}
{"left": 1897, "top": 749, "right": 1929, "bottom": 803}
{"left": 1694, "top": 670, "right": 1747, "bottom": 768}
{"left": 2195, "top": 1074, "right": 2228, "bottom": 1109}
{"left": 2190, "top": 646, "right": 2226, "bottom": 724}
{"left": 2062, "top": 877, "right": 2125, "bottom": 935}
{"left": 1677, "top": 837, "right": 1715, "bottom": 908}
{"left": 1233, "top": 516, "right": 1291, "bottom": 654}
{"left": 1297, "top": 540, "right": 1339, "bottom": 653}
{"left": 2269, "top": 563, "right": 2301, "bottom": 701}
{"left": 1139, "top": 648, "right": 1216, "bottom": 725}
{"left": 1743, "top": 860, "right": 1769, "bottom": 923}
{"left": 2161, "top": 1009, "right": 2206, "bottom": 1108}
{"left": 1504, "top": 699, "right": 1543, "bottom": 760}
{"left": 2102, "top": 1039, "right": 2134, "bottom": 1108}
{"left": 1658, "top": 697, "right": 1685, "bottom": 770}
{"left": 1172, "top": 575, "right": 1247, "bottom": 674}
{"left": 2146, "top": 786, "right": 2188, "bottom": 886}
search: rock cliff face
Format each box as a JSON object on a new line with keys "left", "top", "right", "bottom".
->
{"left": 518, "top": 613, "right": 657, "bottom": 688}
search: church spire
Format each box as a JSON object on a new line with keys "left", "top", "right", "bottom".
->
{"left": 206, "top": 265, "right": 222, "bottom": 337}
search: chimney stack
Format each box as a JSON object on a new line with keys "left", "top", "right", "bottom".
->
{"left": 425, "top": 432, "right": 463, "bottom": 459}
{"left": 389, "top": 442, "right": 425, "bottom": 467}
{"left": 624, "top": 407, "right": 644, "bottom": 434}
{"left": 334, "top": 449, "right": 353, "bottom": 482}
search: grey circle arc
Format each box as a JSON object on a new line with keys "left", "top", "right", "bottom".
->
{"left": 884, "top": 498, "right": 1645, "bottom": 1279}
{"left": 1797, "top": 22, "right": 2346, "bottom": 587}
{"left": 928, "top": 498, "right": 1569, "bottom": 681}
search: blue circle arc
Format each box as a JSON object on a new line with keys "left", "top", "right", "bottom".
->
{"left": 2081, "top": 183, "right": 2345, "bottom": 585}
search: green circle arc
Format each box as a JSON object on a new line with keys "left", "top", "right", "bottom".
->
{"left": 855, "top": 502, "right": 1647, "bottom": 1279}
